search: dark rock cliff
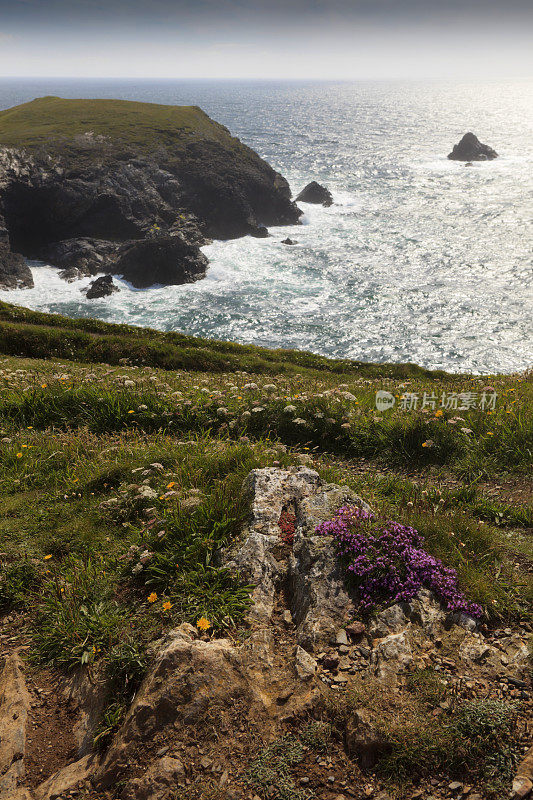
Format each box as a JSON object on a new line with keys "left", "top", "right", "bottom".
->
{"left": 0, "top": 97, "right": 301, "bottom": 289}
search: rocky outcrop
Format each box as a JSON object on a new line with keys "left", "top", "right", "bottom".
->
{"left": 84, "top": 275, "right": 119, "bottom": 299}
{"left": 296, "top": 181, "right": 333, "bottom": 206}
{"left": 2, "top": 468, "right": 530, "bottom": 800}
{"left": 0, "top": 245, "right": 33, "bottom": 290}
{"left": 448, "top": 132, "right": 498, "bottom": 161}
{"left": 0, "top": 97, "right": 302, "bottom": 290}
{"left": 0, "top": 653, "right": 31, "bottom": 797}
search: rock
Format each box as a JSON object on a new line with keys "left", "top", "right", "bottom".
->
{"left": 295, "top": 646, "right": 317, "bottom": 681}
{"left": 85, "top": 274, "right": 119, "bottom": 299}
{"left": 33, "top": 754, "right": 97, "bottom": 800}
{"left": 513, "top": 744, "right": 533, "bottom": 799}
{"left": 448, "top": 132, "right": 498, "bottom": 161}
{"left": 281, "top": 237, "right": 297, "bottom": 245}
{"left": 335, "top": 629, "right": 349, "bottom": 646}
{"left": 0, "top": 245, "right": 33, "bottom": 289}
{"left": 322, "top": 653, "right": 340, "bottom": 671}
{"left": 0, "top": 652, "right": 31, "bottom": 797}
{"left": 346, "top": 621, "right": 366, "bottom": 639}
{"left": 0, "top": 97, "right": 302, "bottom": 290}
{"left": 61, "top": 665, "right": 108, "bottom": 756}
{"left": 120, "top": 756, "right": 186, "bottom": 800}
{"left": 345, "top": 708, "right": 390, "bottom": 768}
{"left": 113, "top": 236, "right": 208, "bottom": 289}
{"left": 94, "top": 627, "right": 317, "bottom": 791}
{"left": 296, "top": 181, "right": 333, "bottom": 206}
{"left": 371, "top": 630, "right": 413, "bottom": 678}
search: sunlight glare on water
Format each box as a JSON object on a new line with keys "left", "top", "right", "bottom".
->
{"left": 0, "top": 78, "right": 532, "bottom": 373}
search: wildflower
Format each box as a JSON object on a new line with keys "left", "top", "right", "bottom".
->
{"left": 421, "top": 440, "right": 434, "bottom": 448}
{"left": 162, "top": 600, "right": 173, "bottom": 612}
{"left": 196, "top": 617, "right": 211, "bottom": 631}
{"left": 16, "top": 452, "right": 22, "bottom": 458}
{"left": 434, "top": 410, "right": 443, "bottom": 417}
{"left": 41, "top": 383, "right": 47, "bottom": 388}
{"left": 166, "top": 482, "right": 175, "bottom": 489}
{"left": 44, "top": 554, "right": 53, "bottom": 560}
{"left": 486, "top": 432, "right": 494, "bottom": 436}
{"left": 127, "top": 410, "right": 135, "bottom": 414}
{"left": 460, "top": 427, "right": 473, "bottom": 434}
{"left": 147, "top": 592, "right": 158, "bottom": 603}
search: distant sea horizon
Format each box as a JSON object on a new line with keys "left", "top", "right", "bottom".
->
{"left": 1, "top": 77, "right": 532, "bottom": 374}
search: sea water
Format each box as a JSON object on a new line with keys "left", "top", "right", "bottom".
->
{"left": 0, "top": 78, "right": 531, "bottom": 373}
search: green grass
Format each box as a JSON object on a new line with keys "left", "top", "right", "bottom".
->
{"left": 0, "top": 300, "right": 441, "bottom": 379}
{"left": 0, "top": 96, "right": 241, "bottom": 154}
{"left": 0, "top": 305, "right": 530, "bottom": 776}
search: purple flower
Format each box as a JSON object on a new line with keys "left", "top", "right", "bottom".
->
{"left": 315, "top": 505, "right": 482, "bottom": 618}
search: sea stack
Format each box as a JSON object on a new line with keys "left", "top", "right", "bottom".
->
{"left": 448, "top": 132, "right": 498, "bottom": 161}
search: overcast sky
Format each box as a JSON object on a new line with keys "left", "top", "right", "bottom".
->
{"left": 0, "top": 0, "right": 532, "bottom": 80}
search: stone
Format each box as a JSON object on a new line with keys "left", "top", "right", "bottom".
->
{"left": 84, "top": 274, "right": 119, "bottom": 299}
{"left": 345, "top": 708, "right": 390, "bottom": 768}
{"left": 295, "top": 646, "right": 317, "bottom": 680}
{"left": 0, "top": 245, "right": 33, "bottom": 290}
{"left": 335, "top": 629, "right": 349, "bottom": 646}
{"left": 296, "top": 181, "right": 333, "bottom": 206}
{"left": 34, "top": 754, "right": 97, "bottom": 800}
{"left": 0, "top": 652, "right": 31, "bottom": 796}
{"left": 345, "top": 621, "right": 366, "bottom": 639}
{"left": 513, "top": 743, "right": 533, "bottom": 799}
{"left": 281, "top": 237, "right": 297, "bottom": 245}
{"left": 448, "top": 132, "right": 498, "bottom": 161}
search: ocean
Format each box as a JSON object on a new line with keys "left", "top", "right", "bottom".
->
{"left": 0, "top": 78, "right": 532, "bottom": 374}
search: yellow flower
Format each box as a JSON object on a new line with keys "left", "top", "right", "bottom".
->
{"left": 41, "top": 384, "right": 47, "bottom": 388}
{"left": 16, "top": 452, "right": 22, "bottom": 458}
{"left": 147, "top": 592, "right": 158, "bottom": 603}
{"left": 166, "top": 481, "right": 175, "bottom": 489}
{"left": 486, "top": 432, "right": 494, "bottom": 436}
{"left": 162, "top": 600, "right": 173, "bottom": 612}
{"left": 196, "top": 617, "right": 211, "bottom": 631}
{"left": 434, "top": 410, "right": 443, "bottom": 417}
{"left": 44, "top": 554, "right": 53, "bottom": 560}
{"left": 127, "top": 410, "right": 134, "bottom": 414}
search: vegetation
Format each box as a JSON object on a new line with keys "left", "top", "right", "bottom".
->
{"left": 0, "top": 96, "right": 244, "bottom": 153}
{"left": 0, "top": 301, "right": 530, "bottom": 796}
{"left": 325, "top": 676, "right": 521, "bottom": 795}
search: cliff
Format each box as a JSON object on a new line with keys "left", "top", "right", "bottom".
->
{"left": 0, "top": 97, "right": 301, "bottom": 289}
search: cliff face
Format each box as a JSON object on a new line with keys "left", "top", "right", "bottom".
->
{"left": 0, "top": 97, "right": 301, "bottom": 289}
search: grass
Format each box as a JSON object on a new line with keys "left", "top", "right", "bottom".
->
{"left": 0, "top": 303, "right": 530, "bottom": 787}
{"left": 0, "top": 96, "right": 243, "bottom": 154}
{"left": 0, "top": 300, "right": 441, "bottom": 378}
{"left": 324, "top": 676, "right": 521, "bottom": 797}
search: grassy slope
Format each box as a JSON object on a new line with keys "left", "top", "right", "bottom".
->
{"left": 0, "top": 95, "right": 240, "bottom": 153}
{"left": 0, "top": 303, "right": 530, "bottom": 787}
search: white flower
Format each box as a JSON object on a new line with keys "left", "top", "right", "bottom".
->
{"left": 284, "top": 405, "right": 297, "bottom": 414}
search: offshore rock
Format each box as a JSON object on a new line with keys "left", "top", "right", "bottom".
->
{"left": 296, "top": 181, "right": 333, "bottom": 206}
{"left": 0, "top": 97, "right": 302, "bottom": 290}
{"left": 84, "top": 274, "right": 119, "bottom": 299}
{"left": 448, "top": 132, "right": 498, "bottom": 161}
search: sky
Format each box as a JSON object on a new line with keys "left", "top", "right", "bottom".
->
{"left": 0, "top": 0, "right": 532, "bottom": 80}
